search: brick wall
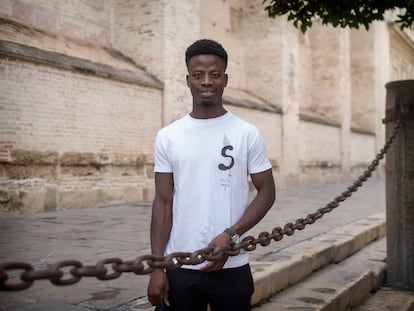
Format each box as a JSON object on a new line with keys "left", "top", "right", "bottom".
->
{"left": 112, "top": 0, "right": 197, "bottom": 125}
{"left": 0, "top": 0, "right": 413, "bottom": 214}
{"left": 0, "top": 55, "right": 162, "bottom": 214}
{"left": 0, "top": 59, "right": 161, "bottom": 154}
{"left": 0, "top": 0, "right": 112, "bottom": 44}
{"left": 0, "top": 0, "right": 168, "bottom": 215}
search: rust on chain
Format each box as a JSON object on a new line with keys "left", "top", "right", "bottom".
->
{"left": 0, "top": 117, "right": 402, "bottom": 291}
{"left": 95, "top": 258, "right": 122, "bottom": 280}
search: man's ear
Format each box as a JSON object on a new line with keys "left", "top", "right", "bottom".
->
{"left": 186, "top": 74, "right": 189, "bottom": 87}
{"left": 224, "top": 73, "right": 228, "bottom": 87}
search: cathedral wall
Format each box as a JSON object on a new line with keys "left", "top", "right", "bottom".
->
{"left": 1, "top": 0, "right": 413, "bottom": 214}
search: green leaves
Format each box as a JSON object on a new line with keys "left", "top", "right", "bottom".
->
{"left": 262, "top": 0, "right": 414, "bottom": 33}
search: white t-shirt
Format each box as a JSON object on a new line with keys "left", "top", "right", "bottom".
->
{"left": 154, "top": 112, "right": 272, "bottom": 269}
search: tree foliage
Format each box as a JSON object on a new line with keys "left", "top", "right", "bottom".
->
{"left": 263, "top": 0, "right": 414, "bottom": 33}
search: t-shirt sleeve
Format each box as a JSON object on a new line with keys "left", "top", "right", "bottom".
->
{"left": 154, "top": 131, "right": 173, "bottom": 173}
{"left": 247, "top": 127, "right": 272, "bottom": 174}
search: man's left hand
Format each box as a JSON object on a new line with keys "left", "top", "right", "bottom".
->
{"left": 199, "top": 232, "right": 232, "bottom": 272}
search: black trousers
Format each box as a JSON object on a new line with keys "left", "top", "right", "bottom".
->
{"left": 166, "top": 264, "right": 254, "bottom": 311}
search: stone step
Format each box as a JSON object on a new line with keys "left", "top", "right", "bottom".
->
{"left": 252, "top": 237, "right": 387, "bottom": 310}
{"left": 354, "top": 287, "right": 414, "bottom": 311}
{"left": 250, "top": 212, "right": 385, "bottom": 305}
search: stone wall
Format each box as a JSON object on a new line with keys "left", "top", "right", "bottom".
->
{"left": 0, "top": 0, "right": 413, "bottom": 214}
{"left": 0, "top": 4, "right": 163, "bottom": 214}
{"left": 0, "top": 50, "right": 162, "bottom": 213}
{"left": 0, "top": 0, "right": 112, "bottom": 44}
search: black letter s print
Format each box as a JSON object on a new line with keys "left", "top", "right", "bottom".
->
{"left": 218, "top": 145, "right": 234, "bottom": 170}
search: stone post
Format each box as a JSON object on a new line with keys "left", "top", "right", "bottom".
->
{"left": 385, "top": 79, "right": 414, "bottom": 291}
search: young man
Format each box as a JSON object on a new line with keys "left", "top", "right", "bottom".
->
{"left": 147, "top": 39, "right": 276, "bottom": 311}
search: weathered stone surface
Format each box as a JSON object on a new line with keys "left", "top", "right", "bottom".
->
{"left": 385, "top": 80, "right": 414, "bottom": 291}
{"left": 9, "top": 149, "right": 58, "bottom": 165}
{"left": 251, "top": 213, "right": 386, "bottom": 306}
{"left": 354, "top": 287, "right": 414, "bottom": 311}
{"left": 254, "top": 238, "right": 387, "bottom": 310}
{"left": 0, "top": 150, "right": 151, "bottom": 213}
{"left": 0, "top": 0, "right": 413, "bottom": 214}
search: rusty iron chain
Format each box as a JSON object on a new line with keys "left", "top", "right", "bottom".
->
{"left": 0, "top": 118, "right": 402, "bottom": 291}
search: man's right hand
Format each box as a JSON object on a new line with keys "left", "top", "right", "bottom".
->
{"left": 147, "top": 269, "right": 170, "bottom": 306}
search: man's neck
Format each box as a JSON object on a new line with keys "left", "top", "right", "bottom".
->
{"left": 190, "top": 106, "right": 227, "bottom": 119}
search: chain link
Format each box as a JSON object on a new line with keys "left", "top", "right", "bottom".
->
{"left": 0, "top": 118, "right": 401, "bottom": 291}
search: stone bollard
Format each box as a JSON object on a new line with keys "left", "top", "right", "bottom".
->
{"left": 385, "top": 79, "right": 414, "bottom": 291}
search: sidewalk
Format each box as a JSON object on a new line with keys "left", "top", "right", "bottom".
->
{"left": 0, "top": 178, "right": 386, "bottom": 311}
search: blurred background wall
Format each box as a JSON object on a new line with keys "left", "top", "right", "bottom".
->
{"left": 1, "top": 0, "right": 413, "bottom": 214}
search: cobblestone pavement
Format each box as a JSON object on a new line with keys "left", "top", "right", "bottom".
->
{"left": 0, "top": 178, "right": 386, "bottom": 310}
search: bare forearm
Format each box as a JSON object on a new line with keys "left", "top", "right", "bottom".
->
{"left": 150, "top": 200, "right": 172, "bottom": 256}
{"left": 148, "top": 172, "right": 173, "bottom": 306}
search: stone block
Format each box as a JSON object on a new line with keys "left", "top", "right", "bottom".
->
{"left": 59, "top": 189, "right": 97, "bottom": 210}
{"left": 44, "top": 185, "right": 57, "bottom": 211}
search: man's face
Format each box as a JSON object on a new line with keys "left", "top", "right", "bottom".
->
{"left": 186, "top": 54, "right": 228, "bottom": 107}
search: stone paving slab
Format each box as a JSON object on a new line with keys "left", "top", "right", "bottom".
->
{"left": 354, "top": 287, "right": 414, "bottom": 311}
{"left": 0, "top": 178, "right": 386, "bottom": 310}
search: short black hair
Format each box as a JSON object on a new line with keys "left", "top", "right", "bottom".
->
{"left": 185, "top": 39, "right": 228, "bottom": 70}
